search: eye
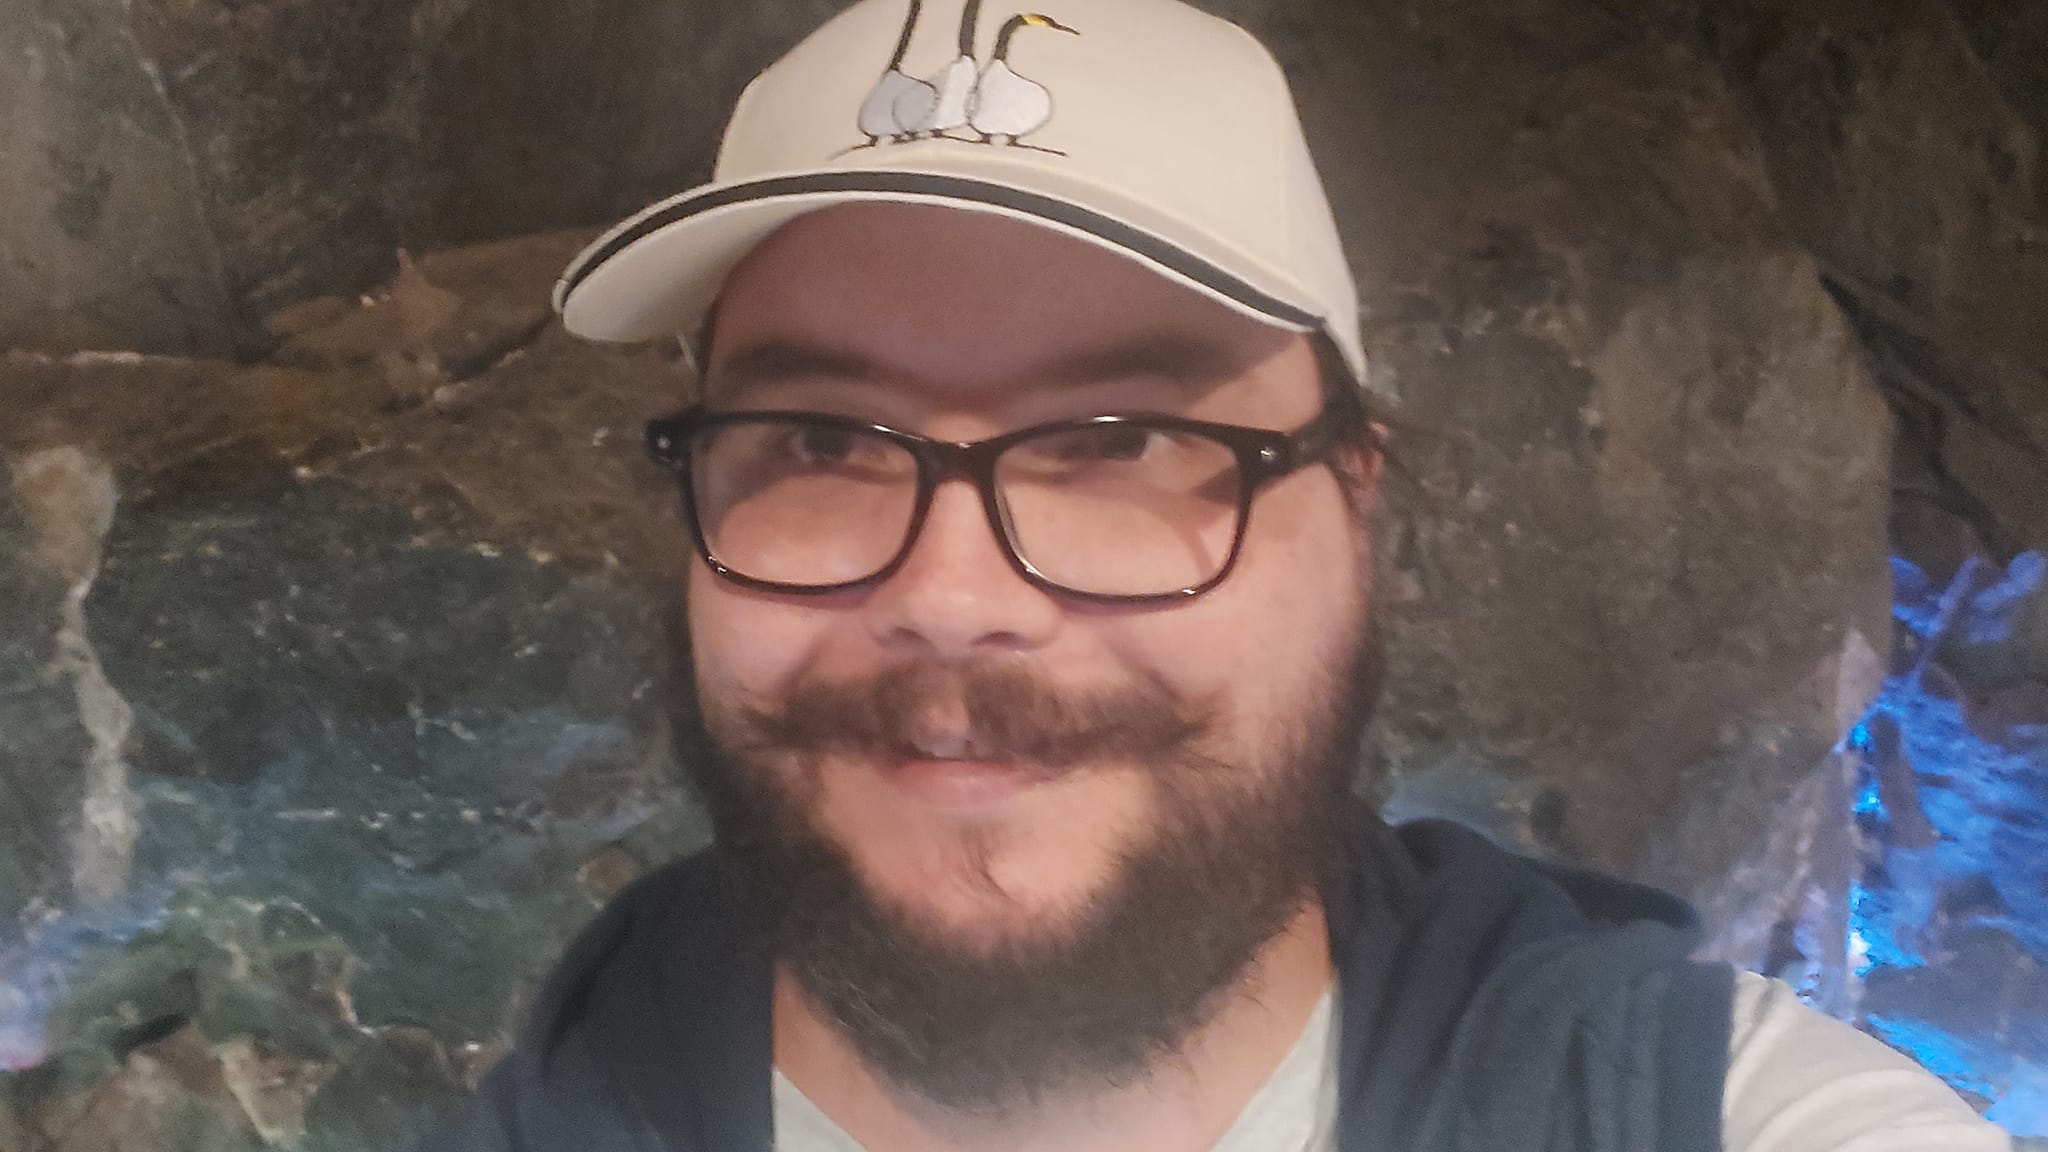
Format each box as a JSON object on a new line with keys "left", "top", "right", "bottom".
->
{"left": 1052, "top": 424, "right": 1159, "bottom": 464}
{"left": 787, "top": 424, "right": 864, "bottom": 466}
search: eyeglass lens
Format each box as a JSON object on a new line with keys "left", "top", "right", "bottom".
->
{"left": 688, "top": 418, "right": 1245, "bottom": 597}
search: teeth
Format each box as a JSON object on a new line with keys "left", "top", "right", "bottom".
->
{"left": 913, "top": 732, "right": 985, "bottom": 760}
{"left": 918, "top": 732, "right": 970, "bottom": 759}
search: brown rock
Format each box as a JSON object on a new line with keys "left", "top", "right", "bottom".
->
{"left": 1342, "top": 22, "right": 1893, "bottom": 885}
{"left": 214, "top": 1036, "right": 334, "bottom": 1148}
{"left": 0, "top": 0, "right": 242, "bottom": 356}
{"left": 1892, "top": 493, "right": 1991, "bottom": 587}
{"left": 301, "top": 1026, "right": 463, "bottom": 1151}
{"left": 577, "top": 845, "right": 646, "bottom": 905}
{"left": 1969, "top": 681, "right": 2048, "bottom": 748}
{"left": 0, "top": 0, "right": 826, "bottom": 356}
{"left": 413, "top": 231, "right": 601, "bottom": 382}
{"left": 1708, "top": 0, "right": 2048, "bottom": 553}
{"left": 337, "top": 321, "right": 685, "bottom": 575}
{"left": 45, "top": 1026, "right": 263, "bottom": 1152}
{"left": 1941, "top": 417, "right": 2048, "bottom": 553}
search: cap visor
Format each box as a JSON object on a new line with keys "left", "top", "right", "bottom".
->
{"left": 555, "top": 170, "right": 1323, "bottom": 345}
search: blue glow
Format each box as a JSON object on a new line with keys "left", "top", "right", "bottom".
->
{"left": 0, "top": 884, "right": 175, "bottom": 1070}
{"left": 1848, "top": 917, "right": 1876, "bottom": 980}
{"left": 1962, "top": 552, "right": 2044, "bottom": 646}
{"left": 1863, "top": 1014, "right": 2006, "bottom": 1101}
{"left": 1988, "top": 1064, "right": 2048, "bottom": 1136}
{"left": 1847, "top": 549, "right": 2048, "bottom": 1136}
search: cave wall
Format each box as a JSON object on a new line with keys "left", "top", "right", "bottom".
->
{"left": 0, "top": 0, "right": 846, "bottom": 357}
{"left": 1703, "top": 0, "right": 2048, "bottom": 560}
{"left": 1, "top": 0, "right": 2044, "bottom": 1146}
{"left": 7, "top": 0, "right": 2040, "bottom": 564}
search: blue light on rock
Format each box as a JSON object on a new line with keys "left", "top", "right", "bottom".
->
{"left": 1844, "top": 551, "right": 2048, "bottom": 1134}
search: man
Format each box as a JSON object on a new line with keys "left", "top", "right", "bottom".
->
{"left": 437, "top": 0, "right": 2012, "bottom": 1149}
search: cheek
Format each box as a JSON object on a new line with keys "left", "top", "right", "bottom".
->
{"left": 686, "top": 563, "right": 837, "bottom": 712}
{"left": 1113, "top": 476, "right": 1367, "bottom": 729}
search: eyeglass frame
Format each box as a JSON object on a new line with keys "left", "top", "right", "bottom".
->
{"left": 645, "top": 404, "right": 1360, "bottom": 604}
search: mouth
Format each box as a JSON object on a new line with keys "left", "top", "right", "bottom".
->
{"left": 874, "top": 733, "right": 1061, "bottom": 814}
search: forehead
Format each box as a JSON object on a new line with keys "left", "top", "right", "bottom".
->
{"left": 705, "top": 203, "right": 1303, "bottom": 407}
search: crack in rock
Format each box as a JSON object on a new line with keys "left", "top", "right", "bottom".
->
{"left": 10, "top": 446, "right": 138, "bottom": 908}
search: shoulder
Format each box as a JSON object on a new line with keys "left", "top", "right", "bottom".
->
{"left": 522, "top": 850, "right": 733, "bottom": 1051}
{"left": 1723, "top": 970, "right": 2012, "bottom": 1152}
{"left": 418, "top": 850, "right": 748, "bottom": 1151}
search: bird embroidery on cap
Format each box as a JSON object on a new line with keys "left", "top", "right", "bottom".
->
{"left": 853, "top": 0, "right": 934, "bottom": 146}
{"left": 969, "top": 14, "right": 1078, "bottom": 149}
{"left": 846, "top": 0, "right": 1078, "bottom": 155}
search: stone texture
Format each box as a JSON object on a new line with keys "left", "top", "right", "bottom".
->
{"left": 0, "top": 464, "right": 89, "bottom": 936}
{"left": 415, "top": 0, "right": 848, "bottom": 244}
{"left": 1843, "top": 546, "right": 2048, "bottom": 1133}
{"left": 37, "top": 1024, "right": 265, "bottom": 1152}
{"left": 5, "top": 0, "right": 2047, "bottom": 1140}
{"left": 1676, "top": 545, "right": 2048, "bottom": 1133}
{"left": 124, "top": 0, "right": 458, "bottom": 333}
{"left": 0, "top": 0, "right": 848, "bottom": 357}
{"left": 1702, "top": 0, "right": 2048, "bottom": 555}
{"left": 0, "top": 0, "right": 237, "bottom": 355}
{"left": 1266, "top": 1, "right": 1894, "bottom": 885}
{"left": 1892, "top": 493, "right": 1991, "bottom": 588}
{"left": 0, "top": 236, "right": 703, "bottom": 1147}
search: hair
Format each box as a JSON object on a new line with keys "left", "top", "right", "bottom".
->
{"left": 1309, "top": 330, "right": 1416, "bottom": 523}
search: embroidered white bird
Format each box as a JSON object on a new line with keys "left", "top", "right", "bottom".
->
{"left": 969, "top": 14, "right": 1078, "bottom": 145}
{"left": 855, "top": 0, "right": 934, "bottom": 145}
{"left": 895, "top": 0, "right": 987, "bottom": 136}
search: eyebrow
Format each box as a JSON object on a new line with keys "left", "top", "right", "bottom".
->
{"left": 1036, "top": 333, "right": 1254, "bottom": 389}
{"left": 711, "top": 342, "right": 883, "bottom": 395}
{"left": 708, "top": 332, "right": 1255, "bottom": 401}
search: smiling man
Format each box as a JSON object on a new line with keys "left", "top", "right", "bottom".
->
{"left": 434, "top": 1, "right": 2011, "bottom": 1150}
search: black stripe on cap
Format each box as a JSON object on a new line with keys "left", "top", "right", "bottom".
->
{"left": 558, "top": 169, "right": 1321, "bottom": 329}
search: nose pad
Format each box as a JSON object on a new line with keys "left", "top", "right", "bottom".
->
{"left": 864, "top": 477, "right": 1060, "bottom": 656}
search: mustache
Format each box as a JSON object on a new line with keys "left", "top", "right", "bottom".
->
{"left": 730, "top": 661, "right": 1216, "bottom": 770}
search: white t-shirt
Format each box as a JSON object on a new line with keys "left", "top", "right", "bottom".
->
{"left": 771, "top": 972, "right": 2013, "bottom": 1152}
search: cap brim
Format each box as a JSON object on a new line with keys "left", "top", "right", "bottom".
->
{"left": 554, "top": 169, "right": 1324, "bottom": 348}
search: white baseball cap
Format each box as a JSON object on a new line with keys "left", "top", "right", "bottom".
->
{"left": 553, "top": 0, "right": 1372, "bottom": 394}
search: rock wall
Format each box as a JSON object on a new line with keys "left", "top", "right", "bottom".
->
{"left": 7, "top": 0, "right": 2039, "bottom": 564}
{"left": 0, "top": 237, "right": 702, "bottom": 1149}
{"left": 1, "top": 0, "right": 2043, "bottom": 1146}
{"left": 0, "top": 0, "right": 845, "bottom": 357}
{"left": 1261, "top": 0, "right": 1893, "bottom": 887}
{"left": 1846, "top": 551, "right": 2048, "bottom": 1132}
{"left": 0, "top": 0, "right": 234, "bottom": 355}
{"left": 1702, "top": 0, "right": 2048, "bottom": 557}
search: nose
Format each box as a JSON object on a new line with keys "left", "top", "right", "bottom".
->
{"left": 864, "top": 477, "right": 1062, "bottom": 658}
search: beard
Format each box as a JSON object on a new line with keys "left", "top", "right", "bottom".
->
{"left": 669, "top": 623, "right": 1377, "bottom": 1117}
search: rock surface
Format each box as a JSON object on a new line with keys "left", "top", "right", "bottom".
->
{"left": 4, "top": 0, "right": 2045, "bottom": 1143}
{"left": 1702, "top": 0, "right": 2048, "bottom": 556}
{"left": 0, "top": 234, "right": 702, "bottom": 1149}
{"left": 0, "top": 0, "right": 846, "bottom": 357}
{"left": 0, "top": 456, "right": 91, "bottom": 937}
{"left": 1240, "top": 0, "right": 1895, "bottom": 887}
{"left": 1845, "top": 549, "right": 2048, "bottom": 1133}
{"left": 0, "top": 0, "right": 236, "bottom": 355}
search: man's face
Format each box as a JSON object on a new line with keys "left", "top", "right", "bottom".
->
{"left": 681, "top": 202, "right": 1376, "bottom": 1106}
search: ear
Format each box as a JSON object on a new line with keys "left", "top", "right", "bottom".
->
{"left": 1330, "top": 423, "right": 1388, "bottom": 512}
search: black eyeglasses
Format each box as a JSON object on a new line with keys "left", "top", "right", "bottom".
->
{"left": 645, "top": 406, "right": 1349, "bottom": 604}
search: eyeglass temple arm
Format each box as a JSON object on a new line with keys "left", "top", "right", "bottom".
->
{"left": 1269, "top": 408, "right": 1349, "bottom": 475}
{"left": 646, "top": 407, "right": 707, "bottom": 467}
